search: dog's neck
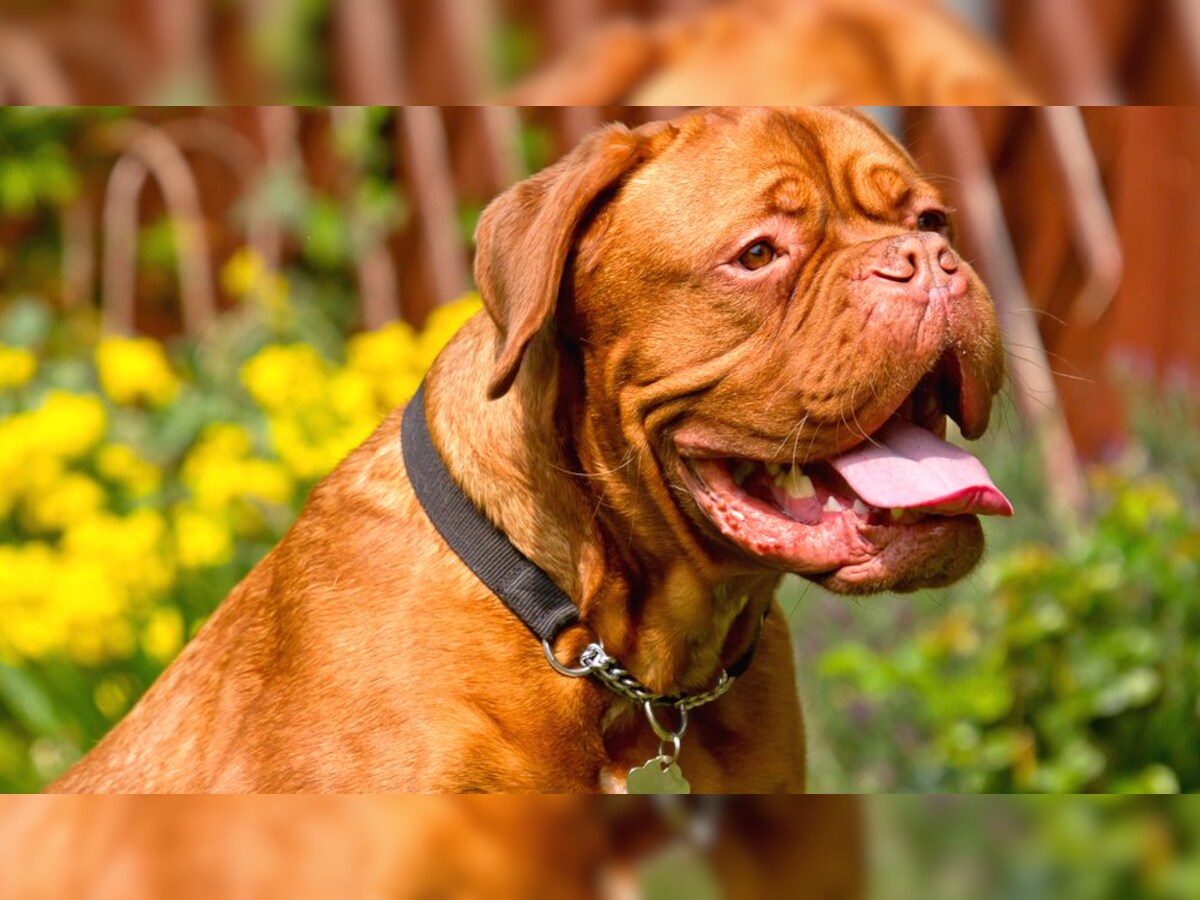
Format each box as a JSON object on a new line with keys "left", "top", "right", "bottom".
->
{"left": 423, "top": 316, "right": 776, "bottom": 695}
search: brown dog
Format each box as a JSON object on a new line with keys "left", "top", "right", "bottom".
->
{"left": 512, "top": 0, "right": 1035, "bottom": 107}
{"left": 52, "top": 107, "right": 1008, "bottom": 794}
{"left": 0, "top": 796, "right": 865, "bottom": 900}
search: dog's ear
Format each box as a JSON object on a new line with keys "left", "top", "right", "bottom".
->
{"left": 474, "top": 124, "right": 652, "bottom": 400}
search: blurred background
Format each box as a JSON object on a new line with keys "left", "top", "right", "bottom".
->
{"left": 1, "top": 104, "right": 1198, "bottom": 796}
{"left": 869, "top": 796, "right": 1200, "bottom": 899}
{"left": 1, "top": 0, "right": 1200, "bottom": 105}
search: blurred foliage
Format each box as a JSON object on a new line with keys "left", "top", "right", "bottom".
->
{"left": 0, "top": 283, "right": 478, "bottom": 790}
{"left": 0, "top": 105, "right": 411, "bottom": 329}
{"left": 873, "top": 797, "right": 1200, "bottom": 900}
{"left": 0, "top": 105, "right": 484, "bottom": 790}
{"left": 240, "top": 0, "right": 332, "bottom": 106}
{"left": 0, "top": 108, "right": 88, "bottom": 300}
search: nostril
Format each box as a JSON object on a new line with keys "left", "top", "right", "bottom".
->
{"left": 872, "top": 249, "right": 918, "bottom": 283}
{"left": 868, "top": 234, "right": 955, "bottom": 284}
{"left": 871, "top": 266, "right": 911, "bottom": 283}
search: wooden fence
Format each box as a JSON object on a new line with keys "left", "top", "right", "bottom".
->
{"left": 2, "top": 1, "right": 1198, "bottom": 105}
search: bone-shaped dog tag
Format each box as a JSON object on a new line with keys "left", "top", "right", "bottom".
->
{"left": 627, "top": 757, "right": 691, "bottom": 794}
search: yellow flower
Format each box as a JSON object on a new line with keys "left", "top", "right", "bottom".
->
{"left": 195, "top": 422, "right": 255, "bottom": 459}
{"left": 378, "top": 371, "right": 422, "bottom": 410}
{"left": 0, "top": 436, "right": 45, "bottom": 518}
{"left": 173, "top": 504, "right": 234, "bottom": 570}
{"left": 329, "top": 369, "right": 377, "bottom": 422}
{"left": 346, "top": 322, "right": 422, "bottom": 411}
{"left": 13, "top": 391, "right": 107, "bottom": 461}
{"left": 236, "top": 459, "right": 293, "bottom": 505}
{"left": 0, "top": 542, "right": 138, "bottom": 665}
{"left": 347, "top": 320, "right": 418, "bottom": 380}
{"left": 415, "top": 293, "right": 482, "bottom": 369}
{"left": 143, "top": 606, "right": 185, "bottom": 663}
{"left": 240, "top": 344, "right": 329, "bottom": 412}
{"left": 347, "top": 299, "right": 476, "bottom": 413}
{"left": 0, "top": 344, "right": 36, "bottom": 389}
{"left": 222, "top": 246, "right": 267, "bottom": 296}
{"left": 266, "top": 417, "right": 318, "bottom": 480}
{"left": 180, "top": 424, "right": 293, "bottom": 512}
{"left": 95, "top": 336, "right": 180, "bottom": 407}
{"left": 61, "top": 579, "right": 136, "bottom": 665}
{"left": 21, "top": 471, "right": 106, "bottom": 533}
{"left": 0, "top": 543, "right": 59, "bottom": 659}
{"left": 222, "top": 247, "right": 290, "bottom": 321}
{"left": 266, "top": 414, "right": 356, "bottom": 481}
{"left": 93, "top": 675, "right": 135, "bottom": 720}
{"left": 63, "top": 508, "right": 173, "bottom": 599}
{"left": 96, "top": 443, "right": 162, "bottom": 497}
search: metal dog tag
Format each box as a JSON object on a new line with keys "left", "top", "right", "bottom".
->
{"left": 627, "top": 757, "right": 691, "bottom": 794}
{"left": 638, "top": 842, "right": 724, "bottom": 900}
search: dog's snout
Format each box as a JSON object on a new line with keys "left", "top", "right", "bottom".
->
{"left": 868, "top": 234, "right": 962, "bottom": 293}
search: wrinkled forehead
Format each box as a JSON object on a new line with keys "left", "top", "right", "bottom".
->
{"left": 614, "top": 108, "right": 938, "bottom": 236}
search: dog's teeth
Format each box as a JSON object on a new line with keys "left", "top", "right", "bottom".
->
{"left": 782, "top": 469, "right": 815, "bottom": 499}
{"left": 917, "top": 391, "right": 940, "bottom": 425}
{"left": 852, "top": 499, "right": 869, "bottom": 515}
{"left": 823, "top": 497, "right": 844, "bottom": 513}
{"left": 766, "top": 462, "right": 781, "bottom": 476}
{"left": 890, "top": 508, "right": 904, "bottom": 521}
{"left": 732, "top": 460, "right": 754, "bottom": 487}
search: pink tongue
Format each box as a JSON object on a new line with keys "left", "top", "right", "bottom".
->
{"left": 827, "top": 420, "right": 1013, "bottom": 517}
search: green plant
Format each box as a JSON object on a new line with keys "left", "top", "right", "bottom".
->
{"left": 811, "top": 467, "right": 1200, "bottom": 793}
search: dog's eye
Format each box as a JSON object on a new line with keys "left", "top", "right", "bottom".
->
{"left": 737, "top": 241, "right": 777, "bottom": 270}
{"left": 916, "top": 210, "right": 948, "bottom": 233}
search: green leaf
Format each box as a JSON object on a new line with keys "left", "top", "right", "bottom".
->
{"left": 0, "top": 664, "right": 62, "bottom": 736}
{"left": 0, "top": 295, "right": 53, "bottom": 347}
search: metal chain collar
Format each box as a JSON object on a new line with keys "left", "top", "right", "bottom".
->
{"left": 543, "top": 639, "right": 735, "bottom": 715}
{"left": 544, "top": 637, "right": 738, "bottom": 783}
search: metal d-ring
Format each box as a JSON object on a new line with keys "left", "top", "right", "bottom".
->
{"left": 542, "top": 638, "right": 592, "bottom": 677}
{"left": 657, "top": 734, "right": 682, "bottom": 768}
{"left": 644, "top": 700, "right": 689, "bottom": 743}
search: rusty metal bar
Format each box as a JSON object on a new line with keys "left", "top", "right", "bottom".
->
{"left": 931, "top": 107, "right": 1088, "bottom": 529}
{"left": 400, "top": 107, "right": 471, "bottom": 310}
{"left": 1038, "top": 107, "right": 1123, "bottom": 327}
{"left": 100, "top": 120, "right": 217, "bottom": 337}
{"left": 1030, "top": 0, "right": 1120, "bottom": 103}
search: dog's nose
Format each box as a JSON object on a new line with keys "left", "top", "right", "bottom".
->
{"left": 868, "top": 234, "right": 963, "bottom": 295}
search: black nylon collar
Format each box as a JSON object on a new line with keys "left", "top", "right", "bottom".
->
{"left": 401, "top": 380, "right": 761, "bottom": 678}
{"left": 401, "top": 382, "right": 579, "bottom": 642}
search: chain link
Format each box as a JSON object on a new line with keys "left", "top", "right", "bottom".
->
{"left": 576, "top": 643, "right": 734, "bottom": 712}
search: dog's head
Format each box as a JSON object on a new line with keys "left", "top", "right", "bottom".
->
{"left": 475, "top": 107, "right": 1009, "bottom": 594}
